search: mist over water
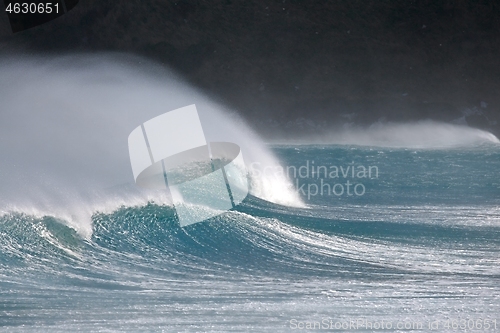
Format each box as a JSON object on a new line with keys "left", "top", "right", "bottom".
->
{"left": 340, "top": 121, "right": 499, "bottom": 148}
{"left": 274, "top": 120, "right": 500, "bottom": 148}
{"left": 0, "top": 54, "right": 301, "bottom": 236}
{"left": 1, "top": 54, "right": 498, "bottom": 237}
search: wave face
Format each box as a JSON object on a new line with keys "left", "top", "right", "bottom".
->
{"left": 1, "top": 144, "right": 499, "bottom": 332}
{"left": 0, "top": 54, "right": 302, "bottom": 237}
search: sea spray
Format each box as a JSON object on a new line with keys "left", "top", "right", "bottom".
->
{"left": 271, "top": 120, "right": 500, "bottom": 148}
{"left": 0, "top": 54, "right": 303, "bottom": 235}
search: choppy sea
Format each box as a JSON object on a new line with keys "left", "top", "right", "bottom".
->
{"left": 1, "top": 143, "right": 499, "bottom": 332}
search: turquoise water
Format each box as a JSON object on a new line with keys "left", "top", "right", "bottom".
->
{"left": 1, "top": 144, "right": 499, "bottom": 332}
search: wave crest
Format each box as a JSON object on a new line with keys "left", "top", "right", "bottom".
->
{"left": 289, "top": 120, "right": 500, "bottom": 148}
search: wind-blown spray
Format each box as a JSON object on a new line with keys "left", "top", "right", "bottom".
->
{"left": 0, "top": 54, "right": 303, "bottom": 236}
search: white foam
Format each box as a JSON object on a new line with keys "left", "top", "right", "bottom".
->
{"left": 0, "top": 54, "right": 303, "bottom": 235}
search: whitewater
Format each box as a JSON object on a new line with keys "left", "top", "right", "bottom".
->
{"left": 0, "top": 54, "right": 499, "bottom": 332}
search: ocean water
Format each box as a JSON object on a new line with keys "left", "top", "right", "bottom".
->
{"left": 1, "top": 143, "right": 499, "bottom": 332}
{"left": 0, "top": 55, "right": 499, "bottom": 332}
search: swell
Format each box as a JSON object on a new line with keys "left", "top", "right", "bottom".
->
{"left": 1, "top": 198, "right": 498, "bottom": 282}
{"left": 0, "top": 54, "right": 303, "bottom": 238}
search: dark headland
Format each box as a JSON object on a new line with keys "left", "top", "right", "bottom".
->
{"left": 1, "top": 0, "right": 499, "bottom": 138}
